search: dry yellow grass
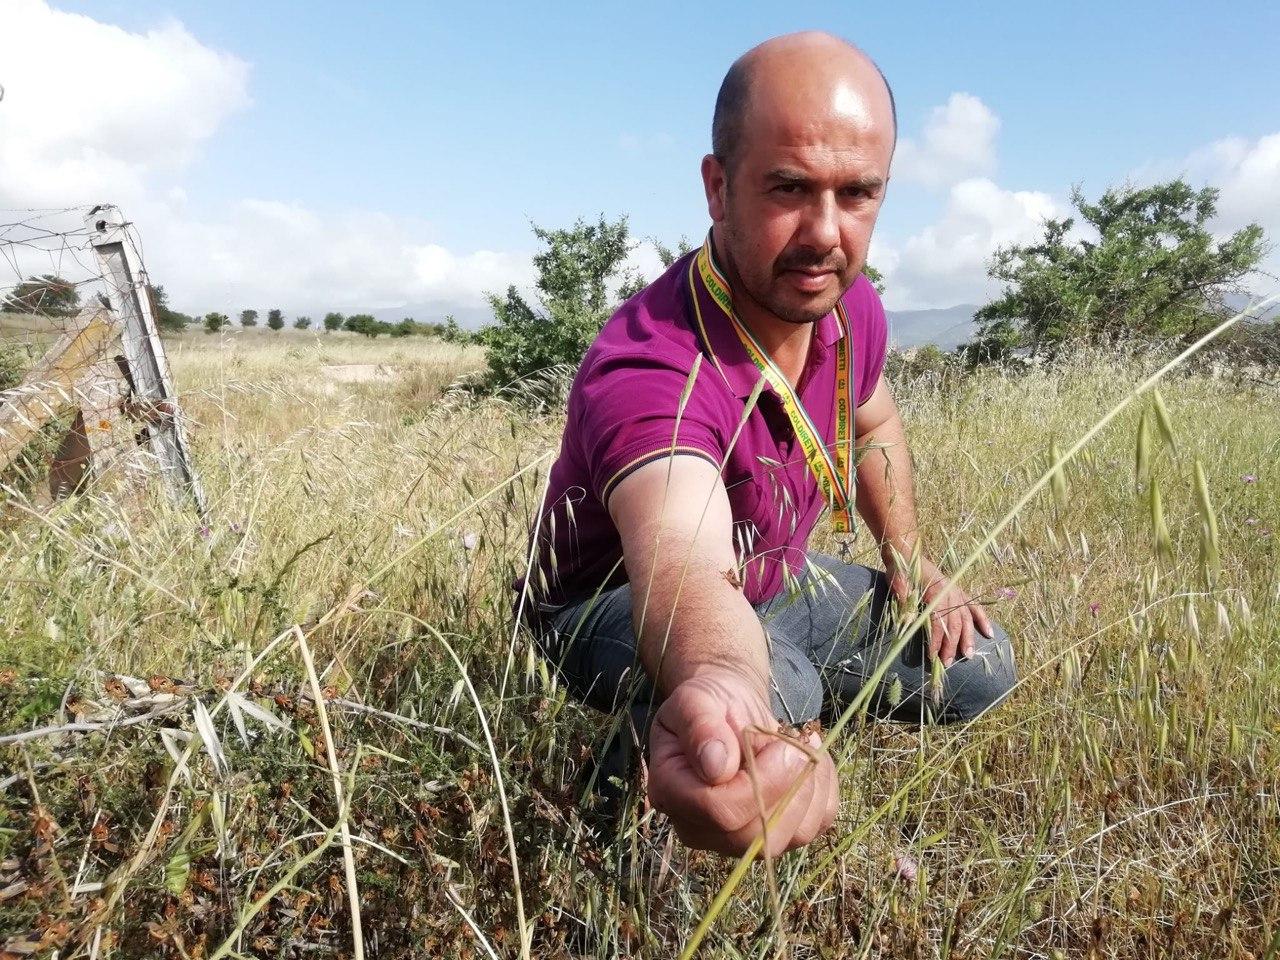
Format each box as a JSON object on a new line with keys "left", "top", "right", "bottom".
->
{"left": 0, "top": 332, "right": 1277, "bottom": 958}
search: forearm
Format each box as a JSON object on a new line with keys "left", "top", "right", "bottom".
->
{"left": 855, "top": 411, "right": 922, "bottom": 565}
{"left": 629, "top": 548, "right": 770, "bottom": 701}
{"left": 610, "top": 457, "right": 770, "bottom": 704}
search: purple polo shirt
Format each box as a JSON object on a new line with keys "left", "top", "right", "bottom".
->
{"left": 524, "top": 245, "right": 888, "bottom": 609}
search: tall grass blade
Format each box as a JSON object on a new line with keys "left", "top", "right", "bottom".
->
{"left": 1135, "top": 409, "right": 1151, "bottom": 491}
{"left": 1151, "top": 388, "right": 1178, "bottom": 453}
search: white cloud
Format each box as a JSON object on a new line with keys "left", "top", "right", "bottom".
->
{"left": 878, "top": 178, "right": 1060, "bottom": 310}
{"left": 1168, "top": 133, "right": 1280, "bottom": 287}
{"left": 144, "top": 198, "right": 535, "bottom": 316}
{"left": 892, "top": 93, "right": 1000, "bottom": 189}
{"left": 0, "top": 0, "right": 250, "bottom": 207}
{"left": 879, "top": 126, "right": 1280, "bottom": 311}
{"left": 0, "top": 0, "right": 534, "bottom": 321}
{"left": 7, "top": 3, "right": 1269, "bottom": 324}
{"left": 1176, "top": 134, "right": 1280, "bottom": 235}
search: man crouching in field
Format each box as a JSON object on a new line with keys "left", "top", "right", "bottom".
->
{"left": 519, "top": 32, "right": 1017, "bottom": 856}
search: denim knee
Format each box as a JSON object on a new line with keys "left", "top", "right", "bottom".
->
{"left": 769, "top": 637, "right": 824, "bottom": 725}
{"left": 942, "top": 624, "right": 1017, "bottom": 722}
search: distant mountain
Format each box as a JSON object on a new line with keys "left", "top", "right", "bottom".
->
{"left": 882, "top": 291, "right": 1278, "bottom": 354}
{"left": 885, "top": 304, "right": 980, "bottom": 351}
{"left": 336, "top": 289, "right": 1277, "bottom": 346}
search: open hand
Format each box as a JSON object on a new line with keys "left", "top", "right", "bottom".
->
{"left": 887, "top": 554, "right": 993, "bottom": 666}
{"left": 646, "top": 670, "right": 838, "bottom": 857}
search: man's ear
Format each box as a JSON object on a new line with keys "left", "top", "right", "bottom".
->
{"left": 701, "top": 154, "right": 728, "bottom": 223}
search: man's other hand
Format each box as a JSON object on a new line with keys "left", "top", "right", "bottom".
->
{"left": 887, "top": 555, "right": 993, "bottom": 667}
{"left": 646, "top": 669, "right": 838, "bottom": 857}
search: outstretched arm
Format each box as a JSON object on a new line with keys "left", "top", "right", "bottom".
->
{"left": 608, "top": 455, "right": 837, "bottom": 856}
{"left": 611, "top": 455, "right": 769, "bottom": 701}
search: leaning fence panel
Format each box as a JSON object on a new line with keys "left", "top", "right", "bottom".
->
{"left": 0, "top": 204, "right": 205, "bottom": 514}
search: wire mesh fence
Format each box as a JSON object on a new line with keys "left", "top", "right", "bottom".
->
{"left": 0, "top": 205, "right": 204, "bottom": 513}
{"left": 0, "top": 206, "right": 105, "bottom": 350}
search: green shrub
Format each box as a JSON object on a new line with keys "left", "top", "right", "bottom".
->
{"left": 884, "top": 343, "right": 964, "bottom": 393}
{"left": 480, "top": 214, "right": 638, "bottom": 399}
{"left": 0, "top": 341, "right": 26, "bottom": 390}
{"left": 964, "top": 179, "right": 1266, "bottom": 363}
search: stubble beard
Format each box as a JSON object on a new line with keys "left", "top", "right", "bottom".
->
{"left": 719, "top": 216, "right": 849, "bottom": 329}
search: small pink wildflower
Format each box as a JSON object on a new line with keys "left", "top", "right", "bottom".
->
{"left": 997, "top": 586, "right": 1017, "bottom": 601}
{"left": 1241, "top": 474, "right": 1257, "bottom": 484}
{"left": 198, "top": 525, "right": 211, "bottom": 540}
{"left": 893, "top": 853, "right": 918, "bottom": 884}
{"left": 1089, "top": 601, "right": 1100, "bottom": 617}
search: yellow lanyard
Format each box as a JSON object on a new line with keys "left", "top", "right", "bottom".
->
{"left": 695, "top": 240, "right": 856, "bottom": 533}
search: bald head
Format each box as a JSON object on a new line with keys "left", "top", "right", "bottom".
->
{"left": 712, "top": 32, "right": 896, "bottom": 175}
{"left": 698, "top": 32, "right": 895, "bottom": 329}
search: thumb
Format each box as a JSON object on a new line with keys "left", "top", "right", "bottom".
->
{"left": 657, "top": 680, "right": 743, "bottom": 786}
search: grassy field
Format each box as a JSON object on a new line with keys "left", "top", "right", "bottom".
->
{"left": 1, "top": 331, "right": 1277, "bottom": 958}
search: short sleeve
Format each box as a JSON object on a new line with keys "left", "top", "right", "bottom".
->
{"left": 854, "top": 281, "right": 889, "bottom": 406}
{"left": 574, "top": 351, "right": 728, "bottom": 505}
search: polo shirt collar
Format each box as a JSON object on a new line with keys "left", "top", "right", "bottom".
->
{"left": 686, "top": 233, "right": 844, "bottom": 399}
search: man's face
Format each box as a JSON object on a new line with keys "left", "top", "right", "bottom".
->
{"left": 703, "top": 76, "right": 894, "bottom": 326}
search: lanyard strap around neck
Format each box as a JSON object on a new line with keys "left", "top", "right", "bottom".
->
{"left": 695, "top": 239, "right": 856, "bottom": 533}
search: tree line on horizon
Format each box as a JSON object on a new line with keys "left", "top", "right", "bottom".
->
{"left": 472, "top": 177, "right": 1275, "bottom": 397}
{"left": 0, "top": 279, "right": 464, "bottom": 342}
{"left": 4, "top": 178, "right": 1274, "bottom": 380}
{"left": 194, "top": 307, "right": 460, "bottom": 340}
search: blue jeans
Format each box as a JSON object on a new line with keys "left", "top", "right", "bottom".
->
{"left": 531, "top": 552, "right": 1017, "bottom": 792}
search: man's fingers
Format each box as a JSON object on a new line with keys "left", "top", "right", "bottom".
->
{"left": 737, "top": 740, "right": 817, "bottom": 857}
{"left": 649, "top": 759, "right": 757, "bottom": 834}
{"left": 743, "top": 739, "right": 834, "bottom": 856}
{"left": 946, "top": 608, "right": 965, "bottom": 665}
{"left": 937, "top": 614, "right": 953, "bottom": 666}
{"left": 759, "top": 768, "right": 815, "bottom": 857}
{"left": 927, "top": 610, "right": 944, "bottom": 659}
{"left": 653, "top": 735, "right": 807, "bottom": 833}
{"left": 674, "top": 740, "right": 824, "bottom": 857}
{"left": 960, "top": 608, "right": 976, "bottom": 660}
{"left": 655, "top": 682, "right": 743, "bottom": 785}
{"left": 792, "top": 772, "right": 837, "bottom": 849}
{"left": 654, "top": 734, "right": 821, "bottom": 847}
{"left": 930, "top": 609, "right": 952, "bottom": 662}
{"left": 971, "top": 600, "right": 995, "bottom": 639}
{"left": 740, "top": 736, "right": 816, "bottom": 817}
{"left": 788, "top": 741, "right": 838, "bottom": 849}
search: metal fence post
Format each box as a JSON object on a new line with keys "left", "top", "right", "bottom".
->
{"left": 86, "top": 204, "right": 207, "bottom": 516}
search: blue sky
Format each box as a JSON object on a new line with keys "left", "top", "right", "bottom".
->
{"left": 3, "top": 1, "right": 1279, "bottom": 319}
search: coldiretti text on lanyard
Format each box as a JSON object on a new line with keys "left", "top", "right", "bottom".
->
{"left": 696, "top": 239, "right": 857, "bottom": 534}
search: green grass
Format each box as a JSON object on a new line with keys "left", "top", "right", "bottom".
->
{"left": 0, "top": 334, "right": 1277, "bottom": 958}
